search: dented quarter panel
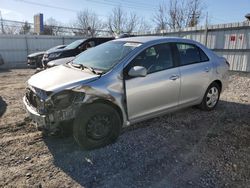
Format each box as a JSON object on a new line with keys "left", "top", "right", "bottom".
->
{"left": 73, "top": 69, "right": 129, "bottom": 127}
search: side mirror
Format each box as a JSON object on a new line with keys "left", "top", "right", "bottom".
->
{"left": 128, "top": 66, "right": 147, "bottom": 77}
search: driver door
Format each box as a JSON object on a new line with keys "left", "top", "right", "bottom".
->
{"left": 124, "top": 43, "right": 181, "bottom": 121}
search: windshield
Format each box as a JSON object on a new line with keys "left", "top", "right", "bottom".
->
{"left": 64, "top": 39, "right": 85, "bottom": 50}
{"left": 72, "top": 41, "right": 141, "bottom": 71}
{"left": 48, "top": 45, "right": 65, "bottom": 51}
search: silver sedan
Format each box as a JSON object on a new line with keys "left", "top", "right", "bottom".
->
{"left": 23, "top": 37, "right": 229, "bottom": 149}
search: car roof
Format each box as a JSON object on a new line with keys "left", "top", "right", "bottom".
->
{"left": 114, "top": 36, "right": 197, "bottom": 44}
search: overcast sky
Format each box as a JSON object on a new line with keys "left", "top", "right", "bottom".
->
{"left": 0, "top": 0, "right": 249, "bottom": 26}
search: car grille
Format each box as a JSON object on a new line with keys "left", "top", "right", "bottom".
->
{"left": 27, "top": 57, "right": 36, "bottom": 63}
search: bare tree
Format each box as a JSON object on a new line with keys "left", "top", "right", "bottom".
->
{"left": 2, "top": 22, "right": 21, "bottom": 35}
{"left": 43, "top": 18, "right": 62, "bottom": 35}
{"left": 168, "top": 0, "right": 186, "bottom": 29}
{"left": 20, "top": 21, "right": 31, "bottom": 35}
{"left": 154, "top": 0, "right": 205, "bottom": 30}
{"left": 74, "top": 9, "right": 104, "bottom": 37}
{"left": 153, "top": 3, "right": 167, "bottom": 32}
{"left": 108, "top": 6, "right": 139, "bottom": 35}
{"left": 137, "top": 18, "right": 152, "bottom": 34}
{"left": 186, "top": 0, "right": 204, "bottom": 27}
{"left": 3, "top": 25, "right": 19, "bottom": 34}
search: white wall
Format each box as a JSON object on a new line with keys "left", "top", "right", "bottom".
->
{"left": 0, "top": 35, "right": 83, "bottom": 68}
{"left": 156, "top": 21, "right": 250, "bottom": 72}
{"left": 1, "top": 22, "right": 250, "bottom": 71}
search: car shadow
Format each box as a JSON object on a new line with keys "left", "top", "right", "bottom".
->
{"left": 43, "top": 100, "right": 250, "bottom": 187}
{"left": 0, "top": 96, "right": 7, "bottom": 117}
{"left": 0, "top": 68, "right": 11, "bottom": 73}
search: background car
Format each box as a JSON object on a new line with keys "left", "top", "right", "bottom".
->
{"left": 115, "top": 33, "right": 135, "bottom": 38}
{"left": 42, "top": 37, "right": 114, "bottom": 68}
{"left": 47, "top": 56, "right": 75, "bottom": 68}
{"left": 0, "top": 54, "right": 4, "bottom": 66}
{"left": 27, "top": 45, "right": 66, "bottom": 68}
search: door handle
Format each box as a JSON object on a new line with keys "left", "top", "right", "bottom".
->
{"left": 204, "top": 67, "right": 210, "bottom": 72}
{"left": 169, "top": 75, "right": 179, "bottom": 81}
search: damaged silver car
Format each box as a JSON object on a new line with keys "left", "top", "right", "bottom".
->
{"left": 23, "top": 37, "right": 229, "bottom": 149}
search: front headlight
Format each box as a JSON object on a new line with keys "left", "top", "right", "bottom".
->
{"left": 49, "top": 53, "right": 61, "bottom": 59}
{"left": 47, "top": 61, "right": 55, "bottom": 67}
{"left": 51, "top": 90, "right": 85, "bottom": 109}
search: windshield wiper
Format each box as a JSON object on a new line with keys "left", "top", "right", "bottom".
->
{"left": 70, "top": 62, "right": 98, "bottom": 75}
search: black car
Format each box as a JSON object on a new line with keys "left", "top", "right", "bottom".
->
{"left": 42, "top": 37, "right": 114, "bottom": 68}
{"left": 0, "top": 54, "right": 4, "bottom": 66}
{"left": 27, "top": 45, "right": 66, "bottom": 68}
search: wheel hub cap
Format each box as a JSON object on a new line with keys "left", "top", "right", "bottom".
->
{"left": 206, "top": 87, "right": 219, "bottom": 108}
{"left": 86, "top": 115, "right": 111, "bottom": 140}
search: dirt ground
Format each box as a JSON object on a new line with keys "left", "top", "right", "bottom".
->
{"left": 0, "top": 68, "right": 249, "bottom": 188}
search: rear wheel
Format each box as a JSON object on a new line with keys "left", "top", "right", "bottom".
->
{"left": 73, "top": 103, "right": 121, "bottom": 150}
{"left": 198, "top": 83, "right": 221, "bottom": 111}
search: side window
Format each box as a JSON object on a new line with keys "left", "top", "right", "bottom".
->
{"left": 128, "top": 43, "right": 174, "bottom": 74}
{"left": 79, "top": 41, "right": 95, "bottom": 51}
{"left": 199, "top": 48, "right": 209, "bottom": 62}
{"left": 176, "top": 43, "right": 209, "bottom": 66}
{"left": 146, "top": 47, "right": 157, "bottom": 57}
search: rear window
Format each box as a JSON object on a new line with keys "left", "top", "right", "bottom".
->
{"left": 176, "top": 43, "right": 209, "bottom": 66}
{"left": 199, "top": 48, "right": 209, "bottom": 62}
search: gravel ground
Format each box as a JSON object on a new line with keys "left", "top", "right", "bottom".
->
{"left": 0, "top": 69, "right": 249, "bottom": 188}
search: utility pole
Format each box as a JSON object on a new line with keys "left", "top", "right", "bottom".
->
{"left": 205, "top": 12, "right": 208, "bottom": 26}
{"left": 0, "top": 10, "right": 5, "bottom": 34}
{"left": 205, "top": 12, "right": 209, "bottom": 47}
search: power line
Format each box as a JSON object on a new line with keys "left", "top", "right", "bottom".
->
{"left": 209, "top": 15, "right": 228, "bottom": 23}
{"left": 119, "top": 0, "right": 158, "bottom": 7}
{"left": 15, "top": 0, "right": 77, "bottom": 12}
{"left": 0, "top": 18, "right": 111, "bottom": 32}
{"left": 13, "top": 0, "right": 157, "bottom": 17}
{"left": 102, "top": 0, "right": 158, "bottom": 10}
{"left": 13, "top": 0, "right": 107, "bottom": 17}
{"left": 84, "top": 0, "right": 157, "bottom": 12}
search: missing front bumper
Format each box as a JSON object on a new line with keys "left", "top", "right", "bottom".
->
{"left": 23, "top": 96, "right": 78, "bottom": 131}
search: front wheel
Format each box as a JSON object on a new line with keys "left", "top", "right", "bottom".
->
{"left": 198, "top": 83, "right": 221, "bottom": 111}
{"left": 73, "top": 103, "right": 121, "bottom": 150}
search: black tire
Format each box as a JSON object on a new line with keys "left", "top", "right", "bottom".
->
{"left": 198, "top": 82, "right": 221, "bottom": 111}
{"left": 73, "top": 103, "right": 121, "bottom": 150}
{"left": 58, "top": 120, "right": 73, "bottom": 138}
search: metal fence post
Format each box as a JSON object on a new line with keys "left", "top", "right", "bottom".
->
{"left": 205, "top": 27, "right": 208, "bottom": 47}
{"left": 24, "top": 35, "right": 29, "bottom": 57}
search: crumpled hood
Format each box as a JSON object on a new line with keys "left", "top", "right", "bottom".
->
{"left": 28, "top": 65, "right": 99, "bottom": 92}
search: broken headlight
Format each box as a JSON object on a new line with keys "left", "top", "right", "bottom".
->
{"left": 51, "top": 90, "right": 85, "bottom": 109}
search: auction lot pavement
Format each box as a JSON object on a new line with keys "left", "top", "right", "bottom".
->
{"left": 0, "top": 69, "right": 249, "bottom": 188}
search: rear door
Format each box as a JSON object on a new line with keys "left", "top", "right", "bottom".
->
{"left": 124, "top": 43, "right": 181, "bottom": 121}
{"left": 175, "top": 43, "right": 213, "bottom": 106}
